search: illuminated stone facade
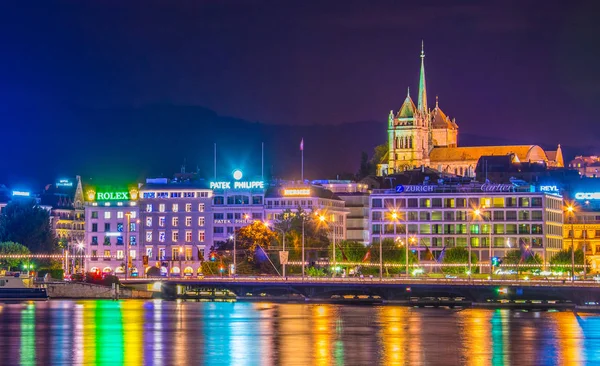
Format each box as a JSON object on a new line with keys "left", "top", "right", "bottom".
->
{"left": 381, "top": 44, "right": 563, "bottom": 177}
{"left": 563, "top": 210, "right": 600, "bottom": 273}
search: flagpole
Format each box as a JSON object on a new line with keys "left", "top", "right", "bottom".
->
{"left": 301, "top": 138, "right": 304, "bottom": 182}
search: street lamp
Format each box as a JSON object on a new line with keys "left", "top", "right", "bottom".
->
{"left": 77, "top": 242, "right": 84, "bottom": 273}
{"left": 317, "top": 214, "right": 338, "bottom": 276}
{"left": 566, "top": 204, "right": 575, "bottom": 282}
{"left": 473, "top": 208, "right": 493, "bottom": 279}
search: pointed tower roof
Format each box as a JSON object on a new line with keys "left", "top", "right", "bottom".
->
{"left": 431, "top": 96, "right": 457, "bottom": 130}
{"left": 397, "top": 87, "right": 416, "bottom": 119}
{"left": 417, "top": 40, "right": 428, "bottom": 112}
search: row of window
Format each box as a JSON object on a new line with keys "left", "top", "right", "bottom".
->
{"left": 213, "top": 213, "right": 263, "bottom": 220}
{"left": 213, "top": 195, "right": 263, "bottom": 205}
{"left": 372, "top": 196, "right": 544, "bottom": 209}
{"left": 90, "top": 249, "right": 137, "bottom": 260}
{"left": 145, "top": 216, "right": 205, "bottom": 227}
{"left": 142, "top": 191, "right": 210, "bottom": 199}
{"left": 145, "top": 203, "right": 206, "bottom": 213}
{"left": 372, "top": 210, "right": 545, "bottom": 222}
{"left": 566, "top": 229, "right": 600, "bottom": 239}
{"left": 90, "top": 211, "right": 138, "bottom": 219}
{"left": 144, "top": 247, "right": 200, "bottom": 261}
{"left": 145, "top": 230, "right": 205, "bottom": 243}
{"left": 90, "top": 235, "right": 137, "bottom": 246}
{"left": 372, "top": 223, "right": 544, "bottom": 235}
{"left": 372, "top": 235, "right": 544, "bottom": 248}
{"left": 266, "top": 200, "right": 314, "bottom": 207}
{"left": 91, "top": 222, "right": 137, "bottom": 233}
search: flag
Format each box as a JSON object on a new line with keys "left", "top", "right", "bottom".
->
{"left": 300, "top": 138, "right": 304, "bottom": 151}
{"left": 423, "top": 245, "right": 434, "bottom": 261}
{"left": 362, "top": 249, "right": 371, "bottom": 262}
{"left": 436, "top": 246, "right": 446, "bottom": 263}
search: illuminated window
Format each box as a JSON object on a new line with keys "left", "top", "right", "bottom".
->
{"left": 117, "top": 211, "right": 124, "bottom": 219}
{"left": 172, "top": 231, "right": 179, "bottom": 242}
{"left": 159, "top": 232, "right": 165, "bottom": 242}
{"left": 185, "top": 231, "right": 192, "bottom": 242}
{"left": 146, "top": 217, "right": 152, "bottom": 227}
{"left": 198, "top": 217, "right": 205, "bottom": 226}
{"left": 172, "top": 217, "right": 179, "bottom": 226}
{"left": 129, "top": 250, "right": 136, "bottom": 259}
{"left": 104, "top": 250, "right": 111, "bottom": 259}
{"left": 185, "top": 217, "right": 192, "bottom": 227}
{"left": 104, "top": 211, "right": 111, "bottom": 219}
{"left": 185, "top": 247, "right": 192, "bottom": 261}
{"left": 91, "top": 250, "right": 98, "bottom": 259}
{"left": 146, "top": 247, "right": 153, "bottom": 258}
{"left": 159, "top": 248, "right": 165, "bottom": 260}
{"left": 172, "top": 248, "right": 180, "bottom": 259}
{"left": 159, "top": 217, "right": 165, "bottom": 227}
{"left": 116, "top": 250, "right": 124, "bottom": 260}
{"left": 159, "top": 204, "right": 165, "bottom": 212}
{"left": 172, "top": 204, "right": 179, "bottom": 212}
{"left": 146, "top": 204, "right": 152, "bottom": 212}
{"left": 198, "top": 230, "right": 205, "bottom": 242}
{"left": 199, "top": 203, "right": 205, "bottom": 212}
{"left": 146, "top": 231, "right": 152, "bottom": 242}
{"left": 130, "top": 211, "right": 137, "bottom": 219}
{"left": 185, "top": 203, "right": 192, "bottom": 212}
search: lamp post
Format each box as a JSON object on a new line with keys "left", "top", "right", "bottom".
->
{"left": 179, "top": 246, "right": 183, "bottom": 277}
{"left": 474, "top": 208, "right": 493, "bottom": 279}
{"left": 566, "top": 205, "right": 575, "bottom": 282}
{"left": 302, "top": 216, "right": 305, "bottom": 279}
{"left": 264, "top": 221, "right": 287, "bottom": 278}
{"left": 77, "top": 242, "right": 85, "bottom": 273}
{"left": 125, "top": 212, "right": 132, "bottom": 280}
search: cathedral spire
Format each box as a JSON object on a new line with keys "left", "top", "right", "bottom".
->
{"left": 418, "top": 40, "right": 428, "bottom": 112}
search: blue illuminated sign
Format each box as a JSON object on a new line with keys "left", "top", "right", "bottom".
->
{"left": 539, "top": 185, "right": 559, "bottom": 193}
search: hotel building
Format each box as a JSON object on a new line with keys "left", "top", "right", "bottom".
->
{"left": 264, "top": 185, "right": 349, "bottom": 241}
{"left": 370, "top": 182, "right": 564, "bottom": 267}
{"left": 83, "top": 187, "right": 141, "bottom": 276}
{"left": 139, "top": 179, "right": 213, "bottom": 277}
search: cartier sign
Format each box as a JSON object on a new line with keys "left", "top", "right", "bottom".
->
{"left": 481, "top": 183, "right": 513, "bottom": 192}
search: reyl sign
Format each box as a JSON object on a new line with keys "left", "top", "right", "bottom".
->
{"left": 539, "top": 185, "right": 559, "bottom": 193}
{"left": 96, "top": 192, "right": 130, "bottom": 201}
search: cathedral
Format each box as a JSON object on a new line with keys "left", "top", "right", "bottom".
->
{"left": 379, "top": 43, "right": 563, "bottom": 177}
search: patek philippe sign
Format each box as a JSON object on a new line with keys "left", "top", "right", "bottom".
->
{"left": 214, "top": 219, "right": 254, "bottom": 224}
{"left": 395, "top": 185, "right": 434, "bottom": 193}
{"left": 210, "top": 169, "right": 264, "bottom": 190}
{"left": 480, "top": 183, "right": 514, "bottom": 192}
{"left": 56, "top": 179, "right": 73, "bottom": 187}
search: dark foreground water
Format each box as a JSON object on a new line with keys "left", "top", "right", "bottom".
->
{"left": 0, "top": 301, "right": 600, "bottom": 365}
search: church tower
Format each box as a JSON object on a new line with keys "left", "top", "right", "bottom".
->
{"left": 385, "top": 42, "right": 432, "bottom": 174}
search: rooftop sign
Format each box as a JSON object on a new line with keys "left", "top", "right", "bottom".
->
{"left": 56, "top": 179, "right": 73, "bottom": 187}
{"left": 86, "top": 189, "right": 139, "bottom": 201}
{"left": 575, "top": 192, "right": 600, "bottom": 200}
{"left": 12, "top": 191, "right": 31, "bottom": 197}
{"left": 283, "top": 188, "right": 311, "bottom": 196}
{"left": 210, "top": 170, "right": 264, "bottom": 190}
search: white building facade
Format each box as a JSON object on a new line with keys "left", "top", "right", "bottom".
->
{"left": 369, "top": 183, "right": 564, "bottom": 266}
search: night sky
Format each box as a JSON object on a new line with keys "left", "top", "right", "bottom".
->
{"left": 1, "top": 0, "right": 599, "bottom": 188}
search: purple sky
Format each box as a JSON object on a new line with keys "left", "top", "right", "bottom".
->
{"left": 1, "top": 0, "right": 599, "bottom": 185}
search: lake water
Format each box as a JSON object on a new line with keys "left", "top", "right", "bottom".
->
{"left": 0, "top": 300, "right": 599, "bottom": 365}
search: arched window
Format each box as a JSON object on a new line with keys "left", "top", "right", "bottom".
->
{"left": 409, "top": 136, "right": 413, "bottom": 149}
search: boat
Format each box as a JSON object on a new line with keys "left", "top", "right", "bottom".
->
{"left": 0, "top": 275, "right": 48, "bottom": 301}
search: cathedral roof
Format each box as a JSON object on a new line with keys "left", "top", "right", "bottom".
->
{"left": 397, "top": 91, "right": 416, "bottom": 119}
{"left": 431, "top": 104, "right": 457, "bottom": 130}
{"left": 430, "top": 145, "right": 549, "bottom": 163}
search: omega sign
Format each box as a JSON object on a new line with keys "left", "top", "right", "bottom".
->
{"left": 575, "top": 192, "right": 600, "bottom": 200}
{"left": 481, "top": 183, "right": 514, "bottom": 192}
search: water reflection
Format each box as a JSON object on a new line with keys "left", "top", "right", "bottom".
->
{"left": 0, "top": 301, "right": 600, "bottom": 365}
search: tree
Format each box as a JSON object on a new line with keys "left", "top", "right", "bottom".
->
{"left": 502, "top": 249, "right": 543, "bottom": 273}
{"left": 236, "top": 221, "right": 277, "bottom": 264}
{"left": 0, "top": 241, "right": 30, "bottom": 271}
{"left": 549, "top": 249, "right": 587, "bottom": 273}
{"left": 369, "top": 143, "right": 388, "bottom": 175}
{"left": 357, "top": 151, "right": 371, "bottom": 180}
{"left": 368, "top": 239, "right": 418, "bottom": 275}
{"left": 0, "top": 201, "right": 58, "bottom": 254}
{"left": 442, "top": 247, "right": 478, "bottom": 274}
